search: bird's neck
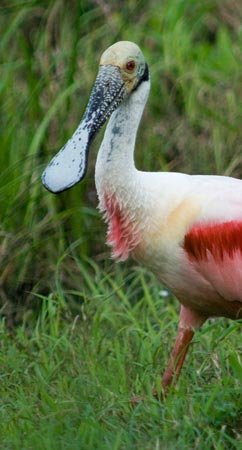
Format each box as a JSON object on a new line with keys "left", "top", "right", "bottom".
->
{"left": 95, "top": 80, "right": 150, "bottom": 197}
{"left": 94, "top": 80, "right": 150, "bottom": 261}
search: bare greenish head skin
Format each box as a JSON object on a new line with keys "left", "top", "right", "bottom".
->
{"left": 41, "top": 41, "right": 149, "bottom": 193}
{"left": 100, "top": 41, "right": 147, "bottom": 92}
{"left": 100, "top": 41, "right": 143, "bottom": 66}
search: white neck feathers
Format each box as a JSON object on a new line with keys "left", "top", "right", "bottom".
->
{"left": 95, "top": 80, "right": 150, "bottom": 195}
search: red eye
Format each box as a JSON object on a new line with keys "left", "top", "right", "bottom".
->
{"left": 126, "top": 60, "right": 136, "bottom": 71}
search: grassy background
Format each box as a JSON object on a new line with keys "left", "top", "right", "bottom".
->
{"left": 1, "top": 0, "right": 242, "bottom": 448}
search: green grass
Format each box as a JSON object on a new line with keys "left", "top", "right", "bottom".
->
{"left": 1, "top": 0, "right": 242, "bottom": 448}
{"left": 0, "top": 261, "right": 241, "bottom": 449}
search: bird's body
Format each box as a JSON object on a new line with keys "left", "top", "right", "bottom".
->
{"left": 95, "top": 72, "right": 242, "bottom": 321}
{"left": 42, "top": 41, "right": 242, "bottom": 395}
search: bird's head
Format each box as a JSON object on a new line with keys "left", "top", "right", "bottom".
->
{"left": 41, "top": 41, "right": 149, "bottom": 193}
{"left": 100, "top": 41, "right": 148, "bottom": 94}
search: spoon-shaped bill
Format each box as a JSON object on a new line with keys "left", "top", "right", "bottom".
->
{"left": 41, "top": 65, "right": 126, "bottom": 193}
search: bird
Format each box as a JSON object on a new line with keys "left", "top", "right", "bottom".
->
{"left": 42, "top": 41, "right": 242, "bottom": 398}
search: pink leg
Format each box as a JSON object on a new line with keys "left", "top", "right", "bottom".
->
{"left": 131, "top": 305, "right": 206, "bottom": 404}
{"left": 154, "top": 305, "right": 207, "bottom": 396}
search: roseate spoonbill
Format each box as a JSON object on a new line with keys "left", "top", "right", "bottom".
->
{"left": 42, "top": 41, "right": 242, "bottom": 396}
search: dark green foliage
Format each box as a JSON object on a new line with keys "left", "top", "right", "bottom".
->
{"left": 2, "top": 0, "right": 242, "bottom": 308}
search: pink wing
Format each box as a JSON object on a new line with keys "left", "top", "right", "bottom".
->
{"left": 184, "top": 221, "right": 242, "bottom": 262}
{"left": 184, "top": 220, "right": 242, "bottom": 304}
